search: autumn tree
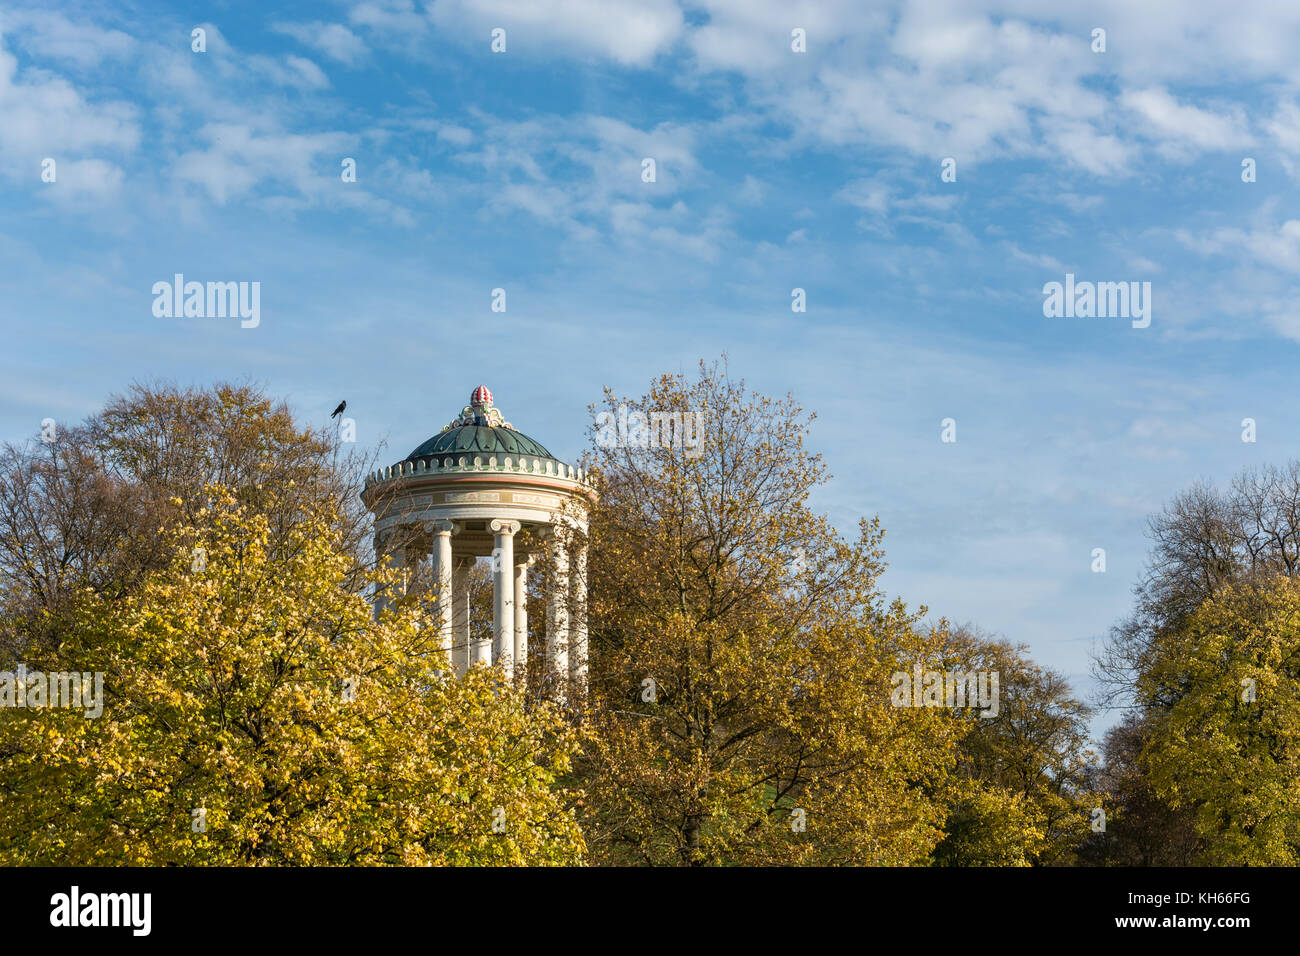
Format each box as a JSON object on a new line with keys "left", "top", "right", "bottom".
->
{"left": 930, "top": 627, "right": 1097, "bottom": 866}
{"left": 1135, "top": 577, "right": 1300, "bottom": 864}
{"left": 1094, "top": 462, "right": 1300, "bottom": 865}
{"left": 1075, "top": 714, "right": 1203, "bottom": 866}
{"left": 1097, "top": 462, "right": 1300, "bottom": 705}
{"left": 0, "top": 382, "right": 391, "bottom": 661}
{"left": 571, "top": 361, "right": 962, "bottom": 865}
{"left": 0, "top": 384, "right": 583, "bottom": 865}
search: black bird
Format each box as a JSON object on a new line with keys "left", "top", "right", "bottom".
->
{"left": 330, "top": 400, "right": 347, "bottom": 419}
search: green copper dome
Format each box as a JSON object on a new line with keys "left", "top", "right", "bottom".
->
{"left": 402, "top": 386, "right": 558, "bottom": 464}
{"left": 405, "top": 424, "right": 555, "bottom": 463}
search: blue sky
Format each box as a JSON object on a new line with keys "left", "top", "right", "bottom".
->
{"left": 5, "top": 0, "right": 1300, "bottom": 741}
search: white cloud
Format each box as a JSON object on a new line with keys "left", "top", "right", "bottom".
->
{"left": 835, "top": 176, "right": 891, "bottom": 215}
{"left": 1119, "top": 87, "right": 1251, "bottom": 155}
{"left": 687, "top": 0, "right": 888, "bottom": 72}
{"left": 349, "top": 0, "right": 436, "bottom": 37}
{"left": 1040, "top": 119, "right": 1132, "bottom": 175}
{"left": 1177, "top": 219, "right": 1300, "bottom": 274}
{"left": 455, "top": 112, "right": 707, "bottom": 247}
{"left": 170, "top": 123, "right": 386, "bottom": 216}
{"left": 426, "top": 0, "right": 684, "bottom": 66}
{"left": 737, "top": 174, "right": 765, "bottom": 203}
{"left": 1005, "top": 243, "right": 1065, "bottom": 272}
{"left": 1266, "top": 101, "right": 1300, "bottom": 177}
{"left": 437, "top": 124, "right": 473, "bottom": 146}
{"left": 0, "top": 34, "right": 138, "bottom": 192}
{"left": 273, "top": 21, "right": 369, "bottom": 65}
{"left": 0, "top": 10, "right": 135, "bottom": 68}
{"left": 39, "top": 157, "right": 124, "bottom": 201}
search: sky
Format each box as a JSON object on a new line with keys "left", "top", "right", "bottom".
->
{"left": 4, "top": 0, "right": 1300, "bottom": 742}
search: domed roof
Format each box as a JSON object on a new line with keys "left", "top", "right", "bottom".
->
{"left": 403, "top": 386, "right": 558, "bottom": 463}
{"left": 406, "top": 425, "right": 556, "bottom": 462}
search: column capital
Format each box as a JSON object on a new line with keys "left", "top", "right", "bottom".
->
{"left": 489, "top": 518, "right": 521, "bottom": 535}
{"left": 517, "top": 553, "right": 538, "bottom": 570}
{"left": 424, "top": 519, "right": 456, "bottom": 536}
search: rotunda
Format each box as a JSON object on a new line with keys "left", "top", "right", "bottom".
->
{"left": 362, "top": 386, "right": 594, "bottom": 699}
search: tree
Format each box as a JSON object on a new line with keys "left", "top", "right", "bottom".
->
{"left": 573, "top": 360, "right": 962, "bottom": 865}
{"left": 0, "top": 488, "right": 584, "bottom": 865}
{"left": 0, "top": 383, "right": 583, "bottom": 865}
{"left": 1097, "top": 462, "right": 1300, "bottom": 706}
{"left": 0, "top": 382, "right": 386, "bottom": 661}
{"left": 1093, "top": 462, "right": 1300, "bottom": 865}
{"left": 930, "top": 786, "right": 1044, "bottom": 866}
{"left": 930, "top": 628, "right": 1097, "bottom": 866}
{"left": 1136, "top": 577, "right": 1300, "bottom": 865}
{"left": 1076, "top": 715, "right": 1203, "bottom": 866}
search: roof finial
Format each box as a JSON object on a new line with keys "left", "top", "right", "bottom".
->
{"left": 442, "top": 385, "right": 513, "bottom": 431}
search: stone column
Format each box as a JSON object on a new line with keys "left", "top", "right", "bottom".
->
{"left": 453, "top": 556, "right": 472, "bottom": 675}
{"left": 570, "top": 535, "right": 588, "bottom": 699}
{"left": 514, "top": 555, "right": 535, "bottom": 688}
{"left": 546, "top": 534, "right": 570, "bottom": 700}
{"left": 490, "top": 520, "right": 519, "bottom": 678}
{"left": 426, "top": 520, "right": 455, "bottom": 662}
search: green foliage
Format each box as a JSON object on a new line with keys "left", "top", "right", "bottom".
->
{"left": 1138, "top": 577, "right": 1300, "bottom": 865}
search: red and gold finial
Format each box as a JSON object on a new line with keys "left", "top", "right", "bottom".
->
{"left": 442, "top": 385, "right": 513, "bottom": 431}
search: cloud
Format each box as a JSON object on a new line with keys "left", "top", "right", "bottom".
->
{"left": 1119, "top": 87, "right": 1252, "bottom": 156}
{"left": 835, "top": 176, "right": 891, "bottom": 216}
{"left": 687, "top": 0, "right": 889, "bottom": 72}
{"left": 1039, "top": 119, "right": 1132, "bottom": 175}
{"left": 349, "top": 0, "right": 435, "bottom": 38}
{"left": 0, "top": 10, "right": 135, "bottom": 68}
{"left": 1005, "top": 243, "right": 1065, "bottom": 272}
{"left": 163, "top": 122, "right": 423, "bottom": 226}
{"left": 451, "top": 112, "right": 712, "bottom": 249}
{"left": 273, "top": 21, "right": 369, "bottom": 65}
{"left": 0, "top": 33, "right": 138, "bottom": 191}
{"left": 673, "top": 1, "right": 1300, "bottom": 177}
{"left": 737, "top": 174, "right": 765, "bottom": 203}
{"left": 1266, "top": 101, "right": 1300, "bottom": 177}
{"left": 39, "top": 158, "right": 124, "bottom": 201}
{"left": 437, "top": 124, "right": 473, "bottom": 146}
{"left": 169, "top": 122, "right": 411, "bottom": 222}
{"left": 1176, "top": 219, "right": 1300, "bottom": 274}
{"left": 426, "top": 0, "right": 685, "bottom": 66}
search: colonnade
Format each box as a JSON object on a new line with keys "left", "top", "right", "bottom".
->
{"left": 377, "top": 519, "right": 588, "bottom": 700}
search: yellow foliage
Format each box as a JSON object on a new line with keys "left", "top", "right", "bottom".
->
{"left": 0, "top": 489, "right": 584, "bottom": 866}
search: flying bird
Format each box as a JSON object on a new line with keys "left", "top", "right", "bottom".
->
{"left": 330, "top": 400, "right": 347, "bottom": 419}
